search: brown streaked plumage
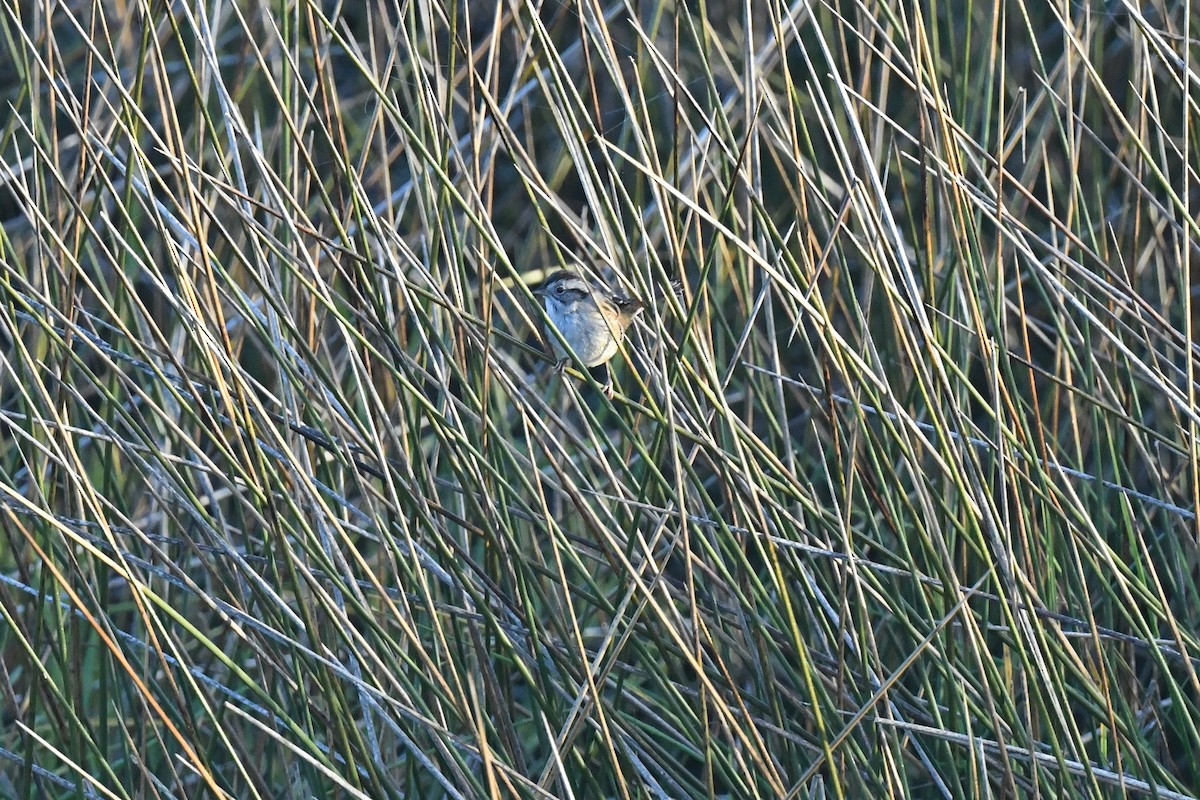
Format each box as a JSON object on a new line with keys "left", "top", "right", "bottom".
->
{"left": 533, "top": 270, "right": 644, "bottom": 394}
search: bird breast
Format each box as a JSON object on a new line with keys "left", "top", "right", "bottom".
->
{"left": 544, "top": 298, "right": 620, "bottom": 366}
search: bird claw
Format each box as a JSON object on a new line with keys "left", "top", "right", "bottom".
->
{"left": 596, "top": 363, "right": 614, "bottom": 399}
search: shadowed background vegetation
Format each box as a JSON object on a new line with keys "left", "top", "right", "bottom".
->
{"left": 1, "top": 0, "right": 1198, "bottom": 797}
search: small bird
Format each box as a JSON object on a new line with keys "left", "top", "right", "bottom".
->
{"left": 532, "top": 269, "right": 644, "bottom": 396}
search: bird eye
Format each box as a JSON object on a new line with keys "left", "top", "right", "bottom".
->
{"left": 555, "top": 285, "right": 564, "bottom": 294}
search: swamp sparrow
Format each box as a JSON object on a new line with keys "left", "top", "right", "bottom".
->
{"left": 533, "top": 269, "right": 644, "bottom": 395}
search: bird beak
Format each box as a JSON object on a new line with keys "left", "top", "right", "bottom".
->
{"left": 532, "top": 286, "right": 546, "bottom": 297}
